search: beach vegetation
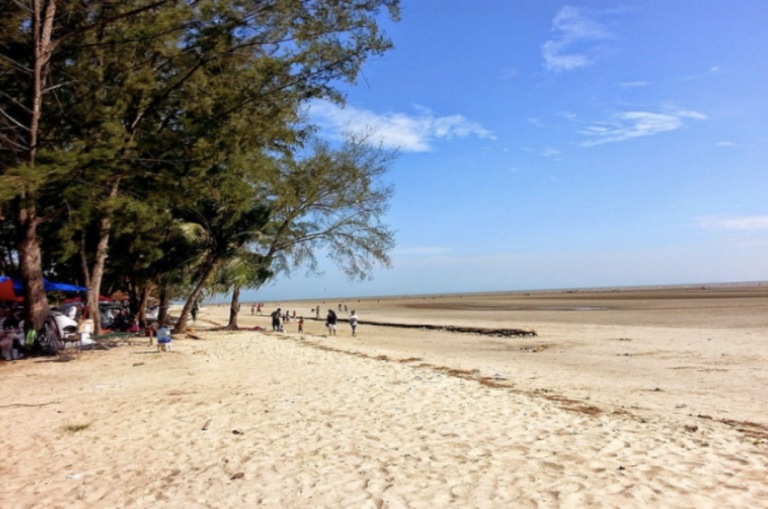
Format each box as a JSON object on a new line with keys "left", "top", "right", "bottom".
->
{"left": 63, "top": 423, "right": 91, "bottom": 433}
{"left": 0, "top": 0, "right": 400, "bottom": 333}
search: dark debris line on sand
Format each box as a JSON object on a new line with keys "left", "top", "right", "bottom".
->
{"left": 351, "top": 320, "right": 537, "bottom": 338}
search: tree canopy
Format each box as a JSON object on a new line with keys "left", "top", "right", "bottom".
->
{"left": 0, "top": 0, "right": 400, "bottom": 333}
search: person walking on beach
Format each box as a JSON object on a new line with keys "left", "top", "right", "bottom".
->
{"left": 298, "top": 316, "right": 304, "bottom": 333}
{"left": 326, "top": 309, "right": 337, "bottom": 336}
{"left": 349, "top": 310, "right": 359, "bottom": 337}
{"left": 271, "top": 308, "right": 282, "bottom": 331}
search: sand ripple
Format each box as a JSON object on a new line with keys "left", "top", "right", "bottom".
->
{"left": 0, "top": 332, "right": 766, "bottom": 508}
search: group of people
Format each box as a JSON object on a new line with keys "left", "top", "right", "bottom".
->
{"left": 268, "top": 306, "right": 359, "bottom": 337}
{"left": 324, "top": 309, "right": 359, "bottom": 337}
{"left": 270, "top": 308, "right": 303, "bottom": 332}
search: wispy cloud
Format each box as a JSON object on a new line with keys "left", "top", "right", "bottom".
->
{"left": 541, "top": 147, "right": 561, "bottom": 157}
{"left": 393, "top": 246, "right": 453, "bottom": 257}
{"left": 308, "top": 101, "right": 495, "bottom": 152}
{"left": 704, "top": 216, "right": 768, "bottom": 231}
{"left": 501, "top": 67, "right": 521, "bottom": 79}
{"left": 579, "top": 109, "right": 706, "bottom": 146}
{"left": 717, "top": 141, "right": 736, "bottom": 147}
{"left": 542, "top": 6, "right": 614, "bottom": 72}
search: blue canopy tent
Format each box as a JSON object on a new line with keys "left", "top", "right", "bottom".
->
{"left": 10, "top": 278, "right": 89, "bottom": 295}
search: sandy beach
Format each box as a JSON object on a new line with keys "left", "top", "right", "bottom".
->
{"left": 1, "top": 284, "right": 767, "bottom": 508}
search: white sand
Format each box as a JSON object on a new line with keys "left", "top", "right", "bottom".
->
{"left": 1, "top": 286, "right": 767, "bottom": 508}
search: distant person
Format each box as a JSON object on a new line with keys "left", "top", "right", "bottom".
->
{"left": 3, "top": 309, "right": 20, "bottom": 330}
{"left": 271, "top": 308, "right": 282, "bottom": 331}
{"left": 298, "top": 316, "right": 304, "bottom": 333}
{"left": 315, "top": 307, "right": 320, "bottom": 319}
{"left": 257, "top": 303, "right": 262, "bottom": 314}
{"left": 251, "top": 304, "right": 255, "bottom": 315}
{"left": 127, "top": 318, "right": 141, "bottom": 334}
{"left": 326, "top": 309, "right": 337, "bottom": 336}
{"left": 349, "top": 310, "right": 359, "bottom": 337}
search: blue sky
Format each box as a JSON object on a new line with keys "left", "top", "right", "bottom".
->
{"left": 245, "top": 0, "right": 768, "bottom": 302}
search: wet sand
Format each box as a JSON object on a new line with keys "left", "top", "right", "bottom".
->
{"left": 1, "top": 283, "right": 766, "bottom": 508}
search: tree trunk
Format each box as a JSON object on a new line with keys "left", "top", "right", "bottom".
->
{"left": 158, "top": 284, "right": 169, "bottom": 325}
{"left": 16, "top": 0, "right": 58, "bottom": 335}
{"left": 225, "top": 285, "right": 241, "bottom": 330}
{"left": 17, "top": 208, "right": 48, "bottom": 334}
{"left": 173, "top": 260, "right": 216, "bottom": 334}
{"left": 87, "top": 177, "right": 121, "bottom": 335}
{"left": 137, "top": 282, "right": 153, "bottom": 327}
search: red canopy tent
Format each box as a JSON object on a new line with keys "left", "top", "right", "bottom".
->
{"left": 62, "top": 295, "right": 111, "bottom": 303}
{"left": 0, "top": 277, "right": 22, "bottom": 302}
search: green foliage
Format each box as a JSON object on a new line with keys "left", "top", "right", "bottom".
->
{"left": 1, "top": 0, "right": 400, "bottom": 314}
{"left": 261, "top": 134, "right": 396, "bottom": 280}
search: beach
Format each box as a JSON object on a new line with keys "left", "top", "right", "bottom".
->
{"left": 1, "top": 284, "right": 767, "bottom": 508}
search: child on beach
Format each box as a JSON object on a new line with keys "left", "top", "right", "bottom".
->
{"left": 156, "top": 323, "right": 171, "bottom": 352}
{"left": 298, "top": 316, "right": 304, "bottom": 333}
{"left": 349, "top": 310, "right": 359, "bottom": 337}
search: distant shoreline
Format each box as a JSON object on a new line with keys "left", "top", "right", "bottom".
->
{"left": 217, "top": 280, "right": 768, "bottom": 305}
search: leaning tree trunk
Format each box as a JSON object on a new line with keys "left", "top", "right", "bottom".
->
{"left": 173, "top": 260, "right": 216, "bottom": 334}
{"left": 86, "top": 177, "right": 121, "bottom": 335}
{"left": 225, "top": 285, "right": 241, "bottom": 330}
{"left": 136, "top": 282, "right": 154, "bottom": 327}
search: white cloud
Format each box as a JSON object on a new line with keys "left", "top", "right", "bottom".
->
{"left": 579, "top": 109, "right": 707, "bottom": 146}
{"left": 620, "top": 81, "right": 651, "bottom": 88}
{"left": 675, "top": 110, "right": 707, "bottom": 120}
{"left": 541, "top": 147, "right": 561, "bottom": 157}
{"left": 501, "top": 67, "right": 521, "bottom": 79}
{"left": 706, "top": 216, "right": 768, "bottom": 231}
{"left": 308, "top": 101, "right": 495, "bottom": 152}
{"left": 717, "top": 141, "right": 736, "bottom": 147}
{"left": 542, "top": 6, "right": 614, "bottom": 72}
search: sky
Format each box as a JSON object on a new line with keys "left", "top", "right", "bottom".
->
{"left": 243, "top": 0, "right": 768, "bottom": 302}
